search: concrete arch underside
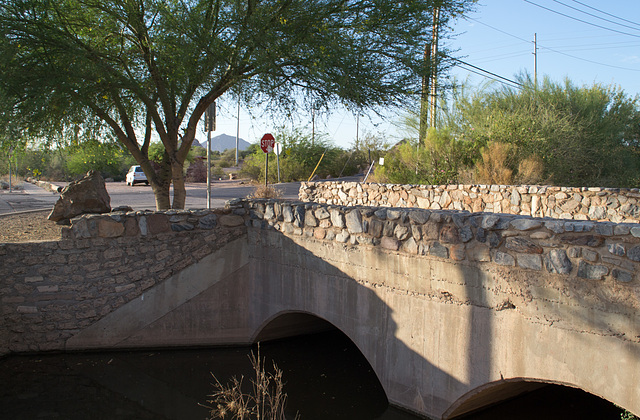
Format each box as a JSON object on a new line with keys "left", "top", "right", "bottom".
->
{"left": 66, "top": 229, "right": 640, "bottom": 419}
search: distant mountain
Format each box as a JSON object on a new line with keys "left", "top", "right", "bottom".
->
{"left": 193, "top": 134, "right": 251, "bottom": 152}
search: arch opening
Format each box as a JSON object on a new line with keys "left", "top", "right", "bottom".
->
{"left": 447, "top": 380, "right": 631, "bottom": 419}
{"left": 253, "top": 312, "right": 337, "bottom": 343}
{"left": 251, "top": 312, "right": 419, "bottom": 419}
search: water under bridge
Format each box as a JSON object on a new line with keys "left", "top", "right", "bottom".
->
{"left": 2, "top": 184, "right": 640, "bottom": 418}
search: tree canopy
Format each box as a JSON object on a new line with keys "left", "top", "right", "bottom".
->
{"left": 0, "top": 0, "right": 476, "bottom": 209}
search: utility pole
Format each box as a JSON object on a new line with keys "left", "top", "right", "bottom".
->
{"left": 533, "top": 33, "right": 538, "bottom": 86}
{"left": 311, "top": 106, "right": 315, "bottom": 146}
{"left": 419, "top": 42, "right": 431, "bottom": 143}
{"left": 235, "top": 98, "right": 240, "bottom": 166}
{"left": 429, "top": 6, "right": 441, "bottom": 129}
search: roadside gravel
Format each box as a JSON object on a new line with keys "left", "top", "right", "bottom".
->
{"left": 0, "top": 210, "right": 63, "bottom": 243}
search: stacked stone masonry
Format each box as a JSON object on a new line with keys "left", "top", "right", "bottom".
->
{"left": 0, "top": 208, "right": 246, "bottom": 355}
{"left": 2, "top": 198, "right": 640, "bottom": 355}
{"left": 243, "top": 199, "right": 640, "bottom": 289}
{"left": 300, "top": 182, "right": 640, "bottom": 223}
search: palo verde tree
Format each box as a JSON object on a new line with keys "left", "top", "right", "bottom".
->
{"left": 0, "top": 0, "right": 475, "bottom": 209}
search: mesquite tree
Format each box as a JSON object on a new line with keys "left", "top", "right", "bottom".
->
{"left": 0, "top": 0, "right": 475, "bottom": 209}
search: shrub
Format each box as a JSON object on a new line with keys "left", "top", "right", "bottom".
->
{"left": 475, "top": 142, "right": 515, "bottom": 185}
{"left": 247, "top": 184, "right": 284, "bottom": 199}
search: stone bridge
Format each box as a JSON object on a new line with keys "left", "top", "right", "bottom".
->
{"left": 2, "top": 193, "right": 640, "bottom": 418}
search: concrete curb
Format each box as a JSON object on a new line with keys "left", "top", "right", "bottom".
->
{"left": 0, "top": 208, "right": 53, "bottom": 217}
{"left": 25, "top": 177, "right": 63, "bottom": 193}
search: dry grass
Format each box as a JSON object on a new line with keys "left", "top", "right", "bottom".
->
{"left": 246, "top": 184, "right": 284, "bottom": 200}
{"left": 203, "top": 346, "right": 299, "bottom": 420}
{"left": 475, "top": 142, "right": 515, "bottom": 185}
{"left": 517, "top": 155, "right": 544, "bottom": 184}
{"left": 0, "top": 176, "right": 23, "bottom": 190}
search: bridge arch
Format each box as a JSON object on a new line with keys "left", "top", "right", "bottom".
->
{"left": 444, "top": 378, "right": 625, "bottom": 419}
{"left": 249, "top": 310, "right": 389, "bottom": 392}
{"left": 250, "top": 310, "right": 392, "bottom": 417}
{"left": 251, "top": 311, "right": 338, "bottom": 343}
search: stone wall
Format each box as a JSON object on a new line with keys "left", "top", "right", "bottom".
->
{"left": 245, "top": 199, "right": 640, "bottom": 292}
{"left": 3, "top": 199, "right": 640, "bottom": 356}
{"left": 299, "top": 182, "right": 640, "bottom": 223}
{"left": 0, "top": 208, "right": 246, "bottom": 355}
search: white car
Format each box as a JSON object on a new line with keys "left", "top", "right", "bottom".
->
{"left": 126, "top": 165, "right": 149, "bottom": 186}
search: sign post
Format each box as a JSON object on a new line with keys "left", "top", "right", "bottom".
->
{"left": 260, "top": 133, "right": 275, "bottom": 187}
{"left": 204, "top": 102, "right": 216, "bottom": 209}
{"left": 274, "top": 142, "right": 282, "bottom": 184}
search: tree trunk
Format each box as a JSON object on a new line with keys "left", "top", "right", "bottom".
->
{"left": 150, "top": 157, "right": 173, "bottom": 210}
{"left": 152, "top": 182, "right": 172, "bottom": 210}
{"left": 171, "top": 160, "right": 187, "bottom": 209}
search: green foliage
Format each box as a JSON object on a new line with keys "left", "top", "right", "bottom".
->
{"left": 148, "top": 142, "right": 168, "bottom": 165}
{"left": 65, "top": 139, "right": 129, "bottom": 180}
{"left": 241, "top": 128, "right": 344, "bottom": 183}
{"left": 339, "top": 132, "right": 393, "bottom": 176}
{"left": 448, "top": 75, "right": 640, "bottom": 187}
{"left": 374, "top": 128, "right": 478, "bottom": 185}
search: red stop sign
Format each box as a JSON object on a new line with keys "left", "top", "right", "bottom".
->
{"left": 260, "top": 133, "right": 275, "bottom": 153}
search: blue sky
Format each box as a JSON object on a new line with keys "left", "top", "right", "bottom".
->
{"left": 204, "top": 0, "right": 640, "bottom": 150}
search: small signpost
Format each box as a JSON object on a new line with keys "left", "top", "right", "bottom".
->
{"left": 204, "top": 102, "right": 216, "bottom": 209}
{"left": 261, "top": 133, "right": 275, "bottom": 186}
{"left": 274, "top": 142, "right": 282, "bottom": 184}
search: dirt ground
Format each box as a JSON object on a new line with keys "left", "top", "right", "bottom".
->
{"left": 0, "top": 210, "right": 63, "bottom": 243}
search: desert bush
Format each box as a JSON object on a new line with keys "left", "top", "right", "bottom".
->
{"left": 475, "top": 142, "right": 515, "bottom": 185}
{"left": 241, "top": 128, "right": 343, "bottom": 182}
{"left": 247, "top": 184, "right": 284, "bottom": 199}
{"left": 373, "top": 128, "right": 477, "bottom": 185}
{"left": 516, "top": 155, "right": 544, "bottom": 184}
{"left": 185, "top": 159, "right": 207, "bottom": 182}
{"left": 448, "top": 75, "right": 640, "bottom": 187}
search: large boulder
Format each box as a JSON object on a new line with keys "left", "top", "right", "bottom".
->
{"left": 48, "top": 170, "right": 111, "bottom": 222}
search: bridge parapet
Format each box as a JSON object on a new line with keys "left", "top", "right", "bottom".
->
{"left": 3, "top": 199, "right": 640, "bottom": 357}
{"left": 244, "top": 199, "right": 640, "bottom": 287}
{"left": 241, "top": 198, "right": 640, "bottom": 337}
{"left": 300, "top": 182, "right": 640, "bottom": 223}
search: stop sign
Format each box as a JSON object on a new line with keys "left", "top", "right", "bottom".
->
{"left": 260, "top": 133, "right": 275, "bottom": 153}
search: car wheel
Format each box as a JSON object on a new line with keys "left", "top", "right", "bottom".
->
{"left": 145, "top": 181, "right": 149, "bottom": 186}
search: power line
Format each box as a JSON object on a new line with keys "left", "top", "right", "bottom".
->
{"left": 466, "top": 17, "right": 531, "bottom": 44}
{"left": 467, "top": 11, "right": 640, "bottom": 73}
{"left": 457, "top": 63, "right": 520, "bottom": 88}
{"left": 537, "top": 44, "right": 640, "bottom": 73}
{"left": 523, "top": 0, "right": 640, "bottom": 39}
{"left": 552, "top": 0, "right": 640, "bottom": 32}
{"left": 572, "top": 0, "right": 640, "bottom": 29}
{"left": 454, "top": 59, "right": 523, "bottom": 88}
{"left": 472, "top": 51, "right": 531, "bottom": 64}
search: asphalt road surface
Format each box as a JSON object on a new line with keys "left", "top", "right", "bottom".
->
{"left": 107, "top": 179, "right": 302, "bottom": 210}
{"left": 0, "top": 180, "right": 302, "bottom": 215}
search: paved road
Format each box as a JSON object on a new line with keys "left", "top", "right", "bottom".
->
{"left": 0, "top": 180, "right": 302, "bottom": 215}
